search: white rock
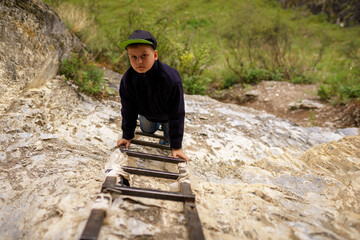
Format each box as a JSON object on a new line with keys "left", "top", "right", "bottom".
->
{"left": 39, "top": 133, "right": 57, "bottom": 140}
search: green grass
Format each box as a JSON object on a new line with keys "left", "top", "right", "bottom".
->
{"left": 44, "top": 0, "right": 360, "bottom": 102}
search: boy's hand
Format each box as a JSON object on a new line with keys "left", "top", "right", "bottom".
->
{"left": 172, "top": 149, "right": 190, "bottom": 163}
{"left": 117, "top": 138, "right": 131, "bottom": 149}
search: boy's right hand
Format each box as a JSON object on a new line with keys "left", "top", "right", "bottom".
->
{"left": 117, "top": 138, "right": 131, "bottom": 149}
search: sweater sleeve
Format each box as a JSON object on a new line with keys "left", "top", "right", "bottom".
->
{"left": 119, "top": 73, "right": 138, "bottom": 140}
{"left": 168, "top": 81, "right": 185, "bottom": 149}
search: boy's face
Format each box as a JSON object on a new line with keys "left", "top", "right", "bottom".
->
{"left": 127, "top": 44, "right": 158, "bottom": 73}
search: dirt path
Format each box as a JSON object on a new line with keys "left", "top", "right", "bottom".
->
{"left": 210, "top": 81, "right": 359, "bottom": 128}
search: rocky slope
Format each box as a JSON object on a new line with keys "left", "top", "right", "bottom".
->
{"left": 0, "top": 1, "right": 359, "bottom": 239}
{"left": 0, "top": 74, "right": 359, "bottom": 239}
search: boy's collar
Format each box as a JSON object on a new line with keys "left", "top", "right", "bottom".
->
{"left": 133, "top": 60, "right": 158, "bottom": 77}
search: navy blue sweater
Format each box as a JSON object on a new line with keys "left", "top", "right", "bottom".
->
{"left": 119, "top": 60, "right": 185, "bottom": 149}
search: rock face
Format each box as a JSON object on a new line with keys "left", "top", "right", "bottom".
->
{"left": 0, "top": 0, "right": 83, "bottom": 113}
{"left": 0, "top": 74, "right": 359, "bottom": 239}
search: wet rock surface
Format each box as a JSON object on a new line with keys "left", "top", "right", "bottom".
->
{"left": 0, "top": 75, "right": 359, "bottom": 239}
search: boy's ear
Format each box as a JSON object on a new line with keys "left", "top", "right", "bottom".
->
{"left": 154, "top": 50, "right": 158, "bottom": 60}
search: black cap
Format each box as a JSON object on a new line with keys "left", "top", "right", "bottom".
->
{"left": 118, "top": 30, "right": 157, "bottom": 50}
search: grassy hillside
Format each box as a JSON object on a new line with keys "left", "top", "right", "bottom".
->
{"left": 278, "top": 0, "right": 360, "bottom": 27}
{"left": 44, "top": 0, "right": 360, "bottom": 103}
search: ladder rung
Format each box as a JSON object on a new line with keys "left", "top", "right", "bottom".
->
{"left": 135, "top": 131, "right": 166, "bottom": 139}
{"left": 103, "top": 185, "right": 195, "bottom": 202}
{"left": 131, "top": 139, "right": 171, "bottom": 150}
{"left": 122, "top": 166, "right": 179, "bottom": 180}
{"left": 120, "top": 148, "right": 185, "bottom": 164}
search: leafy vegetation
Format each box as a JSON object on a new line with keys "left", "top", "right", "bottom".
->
{"left": 59, "top": 53, "right": 113, "bottom": 96}
{"left": 44, "top": 0, "right": 359, "bottom": 102}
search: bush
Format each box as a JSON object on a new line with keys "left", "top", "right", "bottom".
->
{"left": 77, "top": 65, "right": 105, "bottom": 95}
{"left": 341, "top": 85, "right": 360, "bottom": 100}
{"left": 222, "top": 71, "right": 240, "bottom": 89}
{"left": 245, "top": 68, "right": 272, "bottom": 84}
{"left": 177, "top": 44, "right": 212, "bottom": 95}
{"left": 291, "top": 74, "right": 313, "bottom": 84}
{"left": 318, "top": 84, "right": 333, "bottom": 100}
{"left": 220, "top": 68, "right": 284, "bottom": 89}
{"left": 183, "top": 76, "right": 209, "bottom": 95}
{"left": 60, "top": 53, "right": 109, "bottom": 96}
{"left": 59, "top": 55, "right": 83, "bottom": 79}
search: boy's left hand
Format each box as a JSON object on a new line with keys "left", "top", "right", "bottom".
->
{"left": 172, "top": 149, "right": 190, "bottom": 163}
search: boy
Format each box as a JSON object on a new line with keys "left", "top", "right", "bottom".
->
{"left": 116, "top": 30, "right": 189, "bottom": 163}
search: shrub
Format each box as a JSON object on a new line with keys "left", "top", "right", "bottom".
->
{"left": 178, "top": 44, "right": 212, "bottom": 95}
{"left": 291, "top": 74, "right": 313, "bottom": 84}
{"left": 182, "top": 76, "right": 209, "bottom": 95}
{"left": 340, "top": 85, "right": 360, "bottom": 100}
{"left": 59, "top": 53, "right": 108, "bottom": 96}
{"left": 318, "top": 84, "right": 333, "bottom": 100}
{"left": 59, "top": 55, "right": 83, "bottom": 79}
{"left": 220, "top": 67, "right": 284, "bottom": 89}
{"left": 222, "top": 71, "right": 240, "bottom": 89}
{"left": 245, "top": 68, "right": 271, "bottom": 84}
{"left": 77, "top": 65, "right": 105, "bottom": 95}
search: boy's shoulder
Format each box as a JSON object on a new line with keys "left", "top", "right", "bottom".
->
{"left": 157, "top": 60, "right": 181, "bottom": 83}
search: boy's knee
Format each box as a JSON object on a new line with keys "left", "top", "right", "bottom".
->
{"left": 139, "top": 116, "right": 158, "bottom": 134}
{"left": 140, "top": 126, "right": 157, "bottom": 134}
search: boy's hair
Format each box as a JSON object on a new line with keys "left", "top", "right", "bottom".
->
{"left": 119, "top": 30, "right": 157, "bottom": 50}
